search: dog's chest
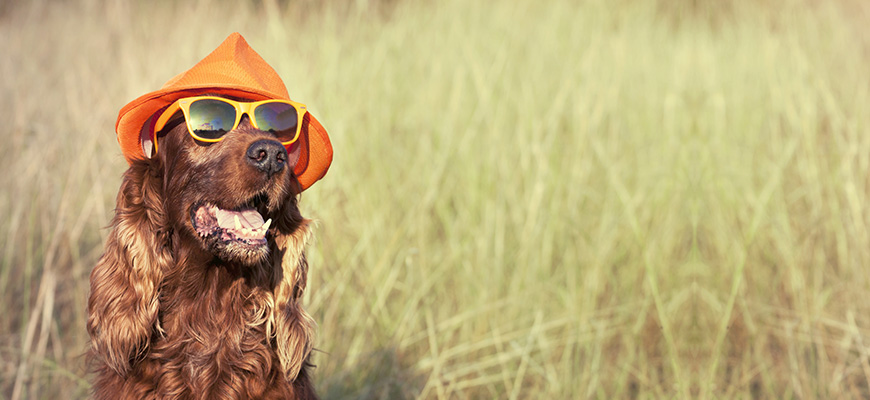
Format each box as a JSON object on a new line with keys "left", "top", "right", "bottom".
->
{"left": 152, "top": 282, "right": 281, "bottom": 390}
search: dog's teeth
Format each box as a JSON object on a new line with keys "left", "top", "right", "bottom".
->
{"left": 262, "top": 218, "right": 272, "bottom": 231}
{"left": 234, "top": 215, "right": 242, "bottom": 230}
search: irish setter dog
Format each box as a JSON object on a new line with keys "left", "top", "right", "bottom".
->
{"left": 87, "top": 106, "right": 317, "bottom": 399}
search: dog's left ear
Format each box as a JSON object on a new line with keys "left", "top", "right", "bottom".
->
{"left": 269, "top": 199, "right": 315, "bottom": 381}
{"left": 286, "top": 140, "right": 302, "bottom": 191}
{"left": 87, "top": 160, "right": 169, "bottom": 377}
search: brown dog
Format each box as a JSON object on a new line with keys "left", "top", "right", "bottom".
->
{"left": 87, "top": 33, "right": 331, "bottom": 399}
{"left": 87, "top": 111, "right": 317, "bottom": 399}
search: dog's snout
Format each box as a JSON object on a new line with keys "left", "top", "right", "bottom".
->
{"left": 246, "top": 139, "right": 287, "bottom": 177}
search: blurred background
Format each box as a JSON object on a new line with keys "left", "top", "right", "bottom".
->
{"left": 2, "top": 0, "right": 870, "bottom": 398}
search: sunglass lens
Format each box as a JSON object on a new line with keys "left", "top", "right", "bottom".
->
{"left": 187, "top": 99, "right": 236, "bottom": 140}
{"left": 254, "top": 102, "right": 299, "bottom": 142}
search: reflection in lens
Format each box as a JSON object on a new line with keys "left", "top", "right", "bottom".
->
{"left": 188, "top": 99, "right": 236, "bottom": 140}
{"left": 254, "top": 102, "right": 298, "bottom": 142}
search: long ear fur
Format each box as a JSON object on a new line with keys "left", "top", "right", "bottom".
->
{"left": 270, "top": 216, "right": 316, "bottom": 382}
{"left": 87, "top": 161, "right": 170, "bottom": 377}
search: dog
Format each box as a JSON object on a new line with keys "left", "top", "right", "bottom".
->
{"left": 86, "top": 33, "right": 332, "bottom": 399}
{"left": 87, "top": 107, "right": 317, "bottom": 399}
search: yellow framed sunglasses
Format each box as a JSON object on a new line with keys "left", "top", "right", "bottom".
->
{"left": 153, "top": 96, "right": 307, "bottom": 152}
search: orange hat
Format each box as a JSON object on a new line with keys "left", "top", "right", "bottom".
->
{"left": 116, "top": 32, "right": 332, "bottom": 191}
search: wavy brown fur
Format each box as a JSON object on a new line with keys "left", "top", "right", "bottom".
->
{"left": 87, "top": 116, "right": 317, "bottom": 399}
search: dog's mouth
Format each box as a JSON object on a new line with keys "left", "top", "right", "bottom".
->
{"left": 193, "top": 204, "right": 271, "bottom": 243}
{"left": 190, "top": 194, "right": 273, "bottom": 260}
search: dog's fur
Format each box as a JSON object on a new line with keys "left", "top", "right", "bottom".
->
{"left": 87, "top": 108, "right": 317, "bottom": 399}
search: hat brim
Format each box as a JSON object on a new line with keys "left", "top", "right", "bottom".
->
{"left": 116, "top": 85, "right": 332, "bottom": 191}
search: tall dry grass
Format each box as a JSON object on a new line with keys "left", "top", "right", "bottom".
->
{"left": 1, "top": 0, "right": 870, "bottom": 398}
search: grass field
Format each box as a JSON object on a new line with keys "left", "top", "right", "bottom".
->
{"left": 2, "top": 0, "right": 870, "bottom": 398}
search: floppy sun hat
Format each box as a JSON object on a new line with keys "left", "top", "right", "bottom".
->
{"left": 115, "top": 32, "right": 332, "bottom": 191}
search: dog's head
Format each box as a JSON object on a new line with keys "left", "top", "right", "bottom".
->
{"left": 154, "top": 96, "right": 304, "bottom": 266}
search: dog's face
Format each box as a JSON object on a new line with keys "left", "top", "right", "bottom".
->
{"left": 156, "top": 101, "right": 302, "bottom": 265}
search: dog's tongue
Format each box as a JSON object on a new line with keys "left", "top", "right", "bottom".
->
{"left": 216, "top": 208, "right": 265, "bottom": 230}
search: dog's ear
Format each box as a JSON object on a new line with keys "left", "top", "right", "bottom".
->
{"left": 269, "top": 198, "right": 315, "bottom": 382}
{"left": 287, "top": 139, "right": 302, "bottom": 175}
{"left": 87, "top": 160, "right": 169, "bottom": 377}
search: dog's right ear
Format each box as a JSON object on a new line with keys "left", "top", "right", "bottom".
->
{"left": 269, "top": 194, "right": 315, "bottom": 383}
{"left": 87, "top": 160, "right": 170, "bottom": 377}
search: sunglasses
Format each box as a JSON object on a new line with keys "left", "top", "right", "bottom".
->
{"left": 153, "top": 96, "right": 307, "bottom": 152}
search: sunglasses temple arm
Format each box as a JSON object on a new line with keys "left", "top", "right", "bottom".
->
{"left": 154, "top": 101, "right": 183, "bottom": 134}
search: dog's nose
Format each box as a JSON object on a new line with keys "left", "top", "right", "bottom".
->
{"left": 246, "top": 139, "right": 287, "bottom": 177}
